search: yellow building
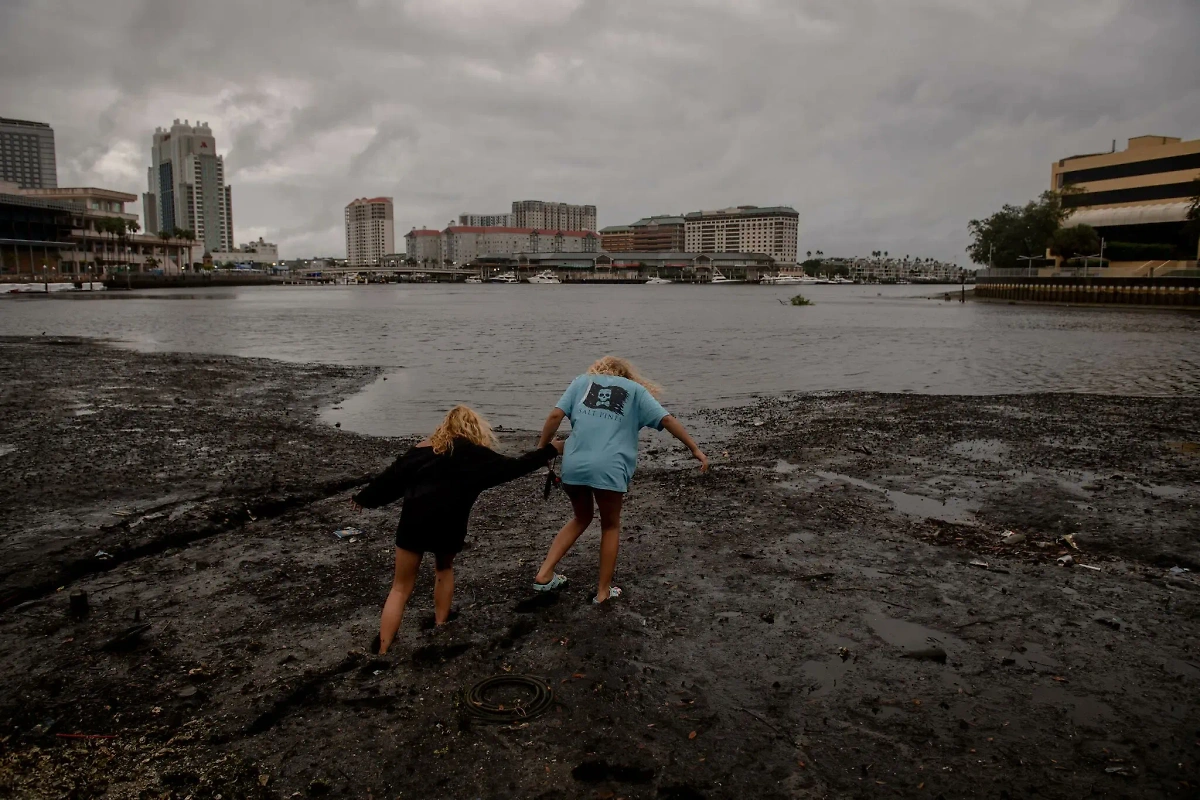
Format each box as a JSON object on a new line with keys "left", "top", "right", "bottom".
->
{"left": 1053, "top": 135, "right": 1200, "bottom": 266}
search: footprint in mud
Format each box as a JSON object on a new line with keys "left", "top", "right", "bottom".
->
{"left": 572, "top": 759, "right": 655, "bottom": 784}
{"left": 514, "top": 593, "right": 559, "bottom": 613}
{"left": 658, "top": 786, "right": 706, "bottom": 800}
{"left": 411, "top": 642, "right": 472, "bottom": 666}
{"left": 495, "top": 618, "right": 538, "bottom": 649}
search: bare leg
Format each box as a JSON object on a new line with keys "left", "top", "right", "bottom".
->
{"left": 379, "top": 548, "right": 421, "bottom": 654}
{"left": 594, "top": 490, "right": 624, "bottom": 603}
{"left": 535, "top": 485, "right": 594, "bottom": 584}
{"left": 433, "top": 553, "right": 455, "bottom": 624}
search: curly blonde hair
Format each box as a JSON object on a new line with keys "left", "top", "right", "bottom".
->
{"left": 587, "top": 356, "right": 662, "bottom": 398}
{"left": 429, "top": 405, "right": 498, "bottom": 454}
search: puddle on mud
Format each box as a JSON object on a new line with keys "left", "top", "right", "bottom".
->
{"left": 866, "top": 613, "right": 963, "bottom": 652}
{"left": 774, "top": 459, "right": 801, "bottom": 474}
{"left": 0, "top": 444, "right": 15, "bottom": 457}
{"left": 1162, "top": 658, "right": 1200, "bottom": 680}
{"left": 1032, "top": 685, "right": 1113, "bottom": 728}
{"left": 1002, "top": 642, "right": 1060, "bottom": 672}
{"left": 815, "top": 471, "right": 978, "bottom": 524}
{"left": 801, "top": 657, "right": 852, "bottom": 697}
{"left": 950, "top": 439, "right": 1008, "bottom": 463}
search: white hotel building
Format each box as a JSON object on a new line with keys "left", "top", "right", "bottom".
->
{"left": 684, "top": 205, "right": 799, "bottom": 265}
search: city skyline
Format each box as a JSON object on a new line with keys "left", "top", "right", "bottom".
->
{"left": 1, "top": 1, "right": 1197, "bottom": 262}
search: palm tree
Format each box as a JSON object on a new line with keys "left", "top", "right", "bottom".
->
{"left": 158, "top": 230, "right": 174, "bottom": 273}
{"left": 806, "top": 250, "right": 812, "bottom": 259}
{"left": 173, "top": 227, "right": 195, "bottom": 271}
{"left": 102, "top": 217, "right": 124, "bottom": 273}
{"left": 124, "top": 219, "right": 140, "bottom": 272}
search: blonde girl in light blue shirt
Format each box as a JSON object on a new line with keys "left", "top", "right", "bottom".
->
{"left": 533, "top": 356, "right": 708, "bottom": 604}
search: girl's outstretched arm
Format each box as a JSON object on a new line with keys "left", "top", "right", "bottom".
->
{"left": 537, "top": 408, "right": 567, "bottom": 448}
{"left": 661, "top": 415, "right": 709, "bottom": 472}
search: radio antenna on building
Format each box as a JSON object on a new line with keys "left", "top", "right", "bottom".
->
{"left": 1112, "top": 139, "right": 1116, "bottom": 152}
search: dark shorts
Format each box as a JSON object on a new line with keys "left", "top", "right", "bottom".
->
{"left": 396, "top": 525, "right": 466, "bottom": 568}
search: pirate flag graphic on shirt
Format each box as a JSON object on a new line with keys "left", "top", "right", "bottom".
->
{"left": 583, "top": 382, "right": 629, "bottom": 415}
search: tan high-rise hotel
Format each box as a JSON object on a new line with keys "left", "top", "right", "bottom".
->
{"left": 345, "top": 197, "right": 394, "bottom": 267}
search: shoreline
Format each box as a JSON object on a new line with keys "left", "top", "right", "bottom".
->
{"left": 1, "top": 337, "right": 1198, "bottom": 797}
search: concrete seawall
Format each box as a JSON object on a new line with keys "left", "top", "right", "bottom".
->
{"left": 975, "top": 276, "right": 1200, "bottom": 307}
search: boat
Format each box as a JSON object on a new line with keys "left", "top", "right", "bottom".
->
{"left": 710, "top": 268, "right": 743, "bottom": 284}
{"left": 645, "top": 274, "right": 672, "bottom": 285}
{"left": 490, "top": 272, "right": 519, "bottom": 284}
{"left": 527, "top": 269, "right": 561, "bottom": 284}
{"left": 761, "top": 274, "right": 812, "bottom": 286}
{"left": 464, "top": 276, "right": 483, "bottom": 284}
{"left": 831, "top": 276, "right": 853, "bottom": 285}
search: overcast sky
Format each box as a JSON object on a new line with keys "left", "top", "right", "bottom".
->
{"left": 2, "top": 0, "right": 1197, "bottom": 262}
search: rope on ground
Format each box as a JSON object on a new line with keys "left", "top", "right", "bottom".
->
{"left": 461, "top": 675, "right": 554, "bottom": 723}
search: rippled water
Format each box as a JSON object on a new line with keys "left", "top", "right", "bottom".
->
{"left": 2, "top": 284, "right": 1196, "bottom": 436}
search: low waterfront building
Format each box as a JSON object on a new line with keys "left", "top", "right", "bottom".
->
{"left": 441, "top": 226, "right": 599, "bottom": 265}
{"left": 209, "top": 237, "right": 280, "bottom": 266}
{"left": 684, "top": 206, "right": 799, "bottom": 265}
{"left": 471, "top": 250, "right": 775, "bottom": 282}
{"left": 459, "top": 212, "right": 514, "bottom": 227}
{"left": 0, "top": 117, "right": 57, "bottom": 189}
{"left": 1, "top": 185, "right": 191, "bottom": 277}
{"left": 512, "top": 200, "right": 597, "bottom": 232}
{"left": 601, "top": 215, "right": 686, "bottom": 252}
{"left": 1054, "top": 135, "right": 1200, "bottom": 268}
{"left": 599, "top": 225, "right": 635, "bottom": 252}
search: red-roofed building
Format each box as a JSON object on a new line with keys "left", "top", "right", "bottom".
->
{"left": 404, "top": 228, "right": 444, "bottom": 265}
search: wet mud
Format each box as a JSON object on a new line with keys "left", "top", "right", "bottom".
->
{"left": 1, "top": 337, "right": 1198, "bottom": 798}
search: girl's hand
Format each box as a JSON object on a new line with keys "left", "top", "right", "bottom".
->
{"left": 694, "top": 450, "right": 710, "bottom": 473}
{"left": 551, "top": 438, "right": 566, "bottom": 455}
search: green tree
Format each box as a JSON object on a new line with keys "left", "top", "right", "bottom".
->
{"left": 966, "top": 190, "right": 1072, "bottom": 270}
{"left": 1050, "top": 224, "right": 1100, "bottom": 262}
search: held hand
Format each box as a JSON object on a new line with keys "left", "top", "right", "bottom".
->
{"left": 551, "top": 438, "right": 566, "bottom": 455}
{"left": 694, "top": 450, "right": 710, "bottom": 473}
{"left": 349, "top": 498, "right": 363, "bottom": 513}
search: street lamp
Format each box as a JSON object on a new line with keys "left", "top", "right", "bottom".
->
{"left": 1017, "top": 255, "right": 1039, "bottom": 276}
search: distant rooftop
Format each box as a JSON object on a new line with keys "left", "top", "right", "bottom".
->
{"left": 684, "top": 206, "right": 798, "bottom": 219}
{"left": 0, "top": 117, "right": 52, "bottom": 129}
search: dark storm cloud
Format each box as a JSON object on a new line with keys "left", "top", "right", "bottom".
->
{"left": 1, "top": 0, "right": 1197, "bottom": 260}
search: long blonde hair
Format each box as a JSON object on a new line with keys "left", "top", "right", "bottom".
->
{"left": 429, "top": 405, "right": 498, "bottom": 454}
{"left": 587, "top": 356, "right": 662, "bottom": 398}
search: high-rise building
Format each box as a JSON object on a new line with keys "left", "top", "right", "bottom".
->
{"left": 345, "top": 197, "right": 394, "bottom": 267}
{"left": 600, "top": 215, "right": 685, "bottom": 252}
{"left": 144, "top": 120, "right": 234, "bottom": 254}
{"left": 511, "top": 200, "right": 597, "bottom": 232}
{"left": 459, "top": 212, "right": 514, "bottom": 227}
{"left": 684, "top": 206, "right": 799, "bottom": 264}
{"left": 0, "top": 117, "right": 57, "bottom": 189}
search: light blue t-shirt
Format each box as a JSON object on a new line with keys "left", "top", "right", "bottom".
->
{"left": 555, "top": 374, "right": 669, "bottom": 493}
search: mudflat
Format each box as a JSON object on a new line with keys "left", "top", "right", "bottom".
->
{"left": 1, "top": 337, "right": 1197, "bottom": 799}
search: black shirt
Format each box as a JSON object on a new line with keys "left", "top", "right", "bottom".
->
{"left": 353, "top": 439, "right": 557, "bottom": 555}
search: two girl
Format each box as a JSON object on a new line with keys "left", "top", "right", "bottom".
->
{"left": 355, "top": 357, "right": 706, "bottom": 654}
